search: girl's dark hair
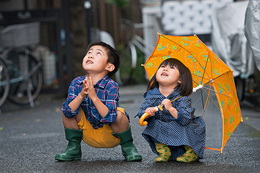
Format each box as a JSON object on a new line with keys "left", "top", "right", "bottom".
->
{"left": 147, "top": 58, "right": 193, "bottom": 96}
{"left": 86, "top": 41, "right": 120, "bottom": 77}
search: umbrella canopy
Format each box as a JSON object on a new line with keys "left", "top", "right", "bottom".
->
{"left": 143, "top": 33, "right": 243, "bottom": 153}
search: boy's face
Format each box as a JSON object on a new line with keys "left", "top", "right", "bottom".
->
{"left": 83, "top": 45, "right": 114, "bottom": 75}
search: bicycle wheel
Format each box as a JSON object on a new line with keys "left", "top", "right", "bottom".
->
{"left": 116, "top": 42, "right": 137, "bottom": 85}
{"left": 6, "top": 49, "right": 43, "bottom": 106}
{"left": 0, "top": 56, "right": 10, "bottom": 108}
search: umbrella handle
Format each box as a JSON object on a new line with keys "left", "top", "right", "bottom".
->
{"left": 139, "top": 113, "right": 150, "bottom": 126}
{"left": 139, "top": 107, "right": 159, "bottom": 126}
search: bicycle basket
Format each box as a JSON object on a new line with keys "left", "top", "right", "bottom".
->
{"left": 0, "top": 22, "right": 40, "bottom": 48}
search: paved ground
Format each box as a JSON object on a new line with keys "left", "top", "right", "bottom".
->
{"left": 0, "top": 85, "right": 259, "bottom": 173}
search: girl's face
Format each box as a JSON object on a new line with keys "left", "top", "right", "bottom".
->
{"left": 156, "top": 64, "right": 181, "bottom": 87}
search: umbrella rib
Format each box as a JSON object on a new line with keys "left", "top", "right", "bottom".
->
{"left": 208, "top": 71, "right": 230, "bottom": 82}
{"left": 201, "top": 84, "right": 221, "bottom": 117}
{"left": 200, "top": 86, "right": 221, "bottom": 111}
{"left": 198, "top": 71, "right": 233, "bottom": 98}
{"left": 191, "top": 76, "right": 231, "bottom": 98}
{"left": 192, "top": 74, "right": 212, "bottom": 81}
{"left": 141, "top": 64, "right": 158, "bottom": 68}
{"left": 192, "top": 58, "right": 202, "bottom": 86}
{"left": 200, "top": 89, "right": 209, "bottom": 117}
{"left": 200, "top": 42, "right": 212, "bottom": 84}
{"left": 191, "top": 84, "right": 220, "bottom": 115}
{"left": 201, "top": 56, "right": 208, "bottom": 84}
{"left": 192, "top": 36, "right": 212, "bottom": 80}
{"left": 200, "top": 89, "right": 205, "bottom": 116}
{"left": 201, "top": 87, "right": 232, "bottom": 98}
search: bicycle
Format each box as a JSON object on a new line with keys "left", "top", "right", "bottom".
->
{"left": 0, "top": 22, "right": 43, "bottom": 109}
{"left": 115, "top": 19, "right": 155, "bottom": 86}
{"left": 0, "top": 55, "right": 9, "bottom": 108}
{"left": 0, "top": 47, "right": 43, "bottom": 108}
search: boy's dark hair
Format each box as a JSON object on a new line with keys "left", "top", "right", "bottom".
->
{"left": 147, "top": 58, "right": 193, "bottom": 96}
{"left": 86, "top": 41, "right": 120, "bottom": 77}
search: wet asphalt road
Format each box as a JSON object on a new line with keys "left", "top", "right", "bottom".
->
{"left": 0, "top": 85, "right": 259, "bottom": 173}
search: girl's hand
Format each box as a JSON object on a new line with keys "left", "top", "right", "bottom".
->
{"left": 161, "top": 99, "right": 173, "bottom": 111}
{"left": 161, "top": 99, "right": 178, "bottom": 119}
{"left": 139, "top": 107, "right": 157, "bottom": 126}
{"left": 145, "top": 107, "right": 156, "bottom": 117}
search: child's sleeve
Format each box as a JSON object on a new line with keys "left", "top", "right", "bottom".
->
{"left": 91, "top": 86, "right": 119, "bottom": 124}
{"left": 135, "top": 98, "right": 151, "bottom": 118}
{"left": 175, "top": 96, "right": 195, "bottom": 126}
{"left": 62, "top": 79, "right": 81, "bottom": 118}
{"left": 135, "top": 91, "right": 154, "bottom": 118}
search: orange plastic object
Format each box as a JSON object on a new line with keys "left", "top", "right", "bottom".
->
{"left": 158, "top": 105, "right": 163, "bottom": 111}
{"left": 139, "top": 107, "right": 159, "bottom": 126}
{"left": 139, "top": 113, "right": 150, "bottom": 126}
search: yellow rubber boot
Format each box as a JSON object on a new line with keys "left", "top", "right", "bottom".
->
{"left": 176, "top": 146, "right": 198, "bottom": 162}
{"left": 155, "top": 143, "right": 171, "bottom": 162}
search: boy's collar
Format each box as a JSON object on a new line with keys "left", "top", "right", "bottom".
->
{"left": 95, "top": 75, "right": 109, "bottom": 88}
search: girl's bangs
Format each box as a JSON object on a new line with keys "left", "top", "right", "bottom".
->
{"left": 160, "top": 58, "right": 179, "bottom": 69}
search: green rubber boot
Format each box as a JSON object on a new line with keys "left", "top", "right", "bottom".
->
{"left": 112, "top": 126, "right": 142, "bottom": 162}
{"left": 55, "top": 128, "right": 82, "bottom": 161}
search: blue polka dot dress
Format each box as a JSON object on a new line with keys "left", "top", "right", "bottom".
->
{"left": 136, "top": 87, "right": 206, "bottom": 160}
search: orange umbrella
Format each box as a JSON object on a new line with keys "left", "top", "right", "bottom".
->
{"left": 142, "top": 33, "right": 243, "bottom": 153}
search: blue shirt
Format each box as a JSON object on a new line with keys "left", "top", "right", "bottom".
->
{"left": 62, "top": 75, "right": 129, "bottom": 129}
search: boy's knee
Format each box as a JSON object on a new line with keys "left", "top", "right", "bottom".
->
{"left": 62, "top": 111, "right": 82, "bottom": 129}
{"left": 62, "top": 112, "right": 81, "bottom": 122}
{"left": 116, "top": 110, "right": 125, "bottom": 121}
{"left": 115, "top": 110, "right": 129, "bottom": 124}
{"left": 112, "top": 110, "right": 129, "bottom": 133}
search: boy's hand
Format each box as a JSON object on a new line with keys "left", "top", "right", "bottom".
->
{"left": 80, "top": 77, "right": 88, "bottom": 98}
{"left": 85, "top": 76, "right": 97, "bottom": 101}
{"left": 145, "top": 107, "right": 156, "bottom": 117}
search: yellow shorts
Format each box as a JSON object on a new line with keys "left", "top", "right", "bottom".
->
{"left": 78, "top": 107, "right": 125, "bottom": 148}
